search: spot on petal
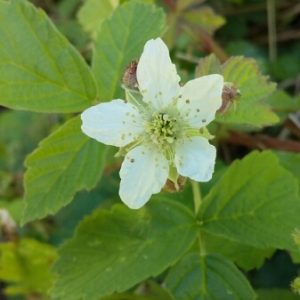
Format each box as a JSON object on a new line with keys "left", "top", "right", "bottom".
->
{"left": 186, "top": 99, "right": 190, "bottom": 104}
{"left": 130, "top": 158, "right": 135, "bottom": 163}
{"left": 202, "top": 119, "right": 206, "bottom": 123}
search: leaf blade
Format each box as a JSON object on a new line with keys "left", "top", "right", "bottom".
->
{"left": 165, "top": 252, "right": 256, "bottom": 300}
{"left": 92, "top": 0, "right": 166, "bottom": 102}
{"left": 198, "top": 151, "right": 300, "bottom": 250}
{"left": 196, "top": 55, "right": 278, "bottom": 127}
{"left": 51, "top": 200, "right": 198, "bottom": 300}
{"left": 0, "top": 0, "right": 97, "bottom": 113}
{"left": 22, "top": 117, "right": 107, "bottom": 224}
{"left": 77, "top": 0, "right": 119, "bottom": 39}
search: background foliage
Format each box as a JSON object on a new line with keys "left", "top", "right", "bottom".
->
{"left": 1, "top": 0, "right": 300, "bottom": 299}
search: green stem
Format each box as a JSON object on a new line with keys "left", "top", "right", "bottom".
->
{"left": 190, "top": 180, "right": 206, "bottom": 255}
{"left": 191, "top": 180, "right": 202, "bottom": 214}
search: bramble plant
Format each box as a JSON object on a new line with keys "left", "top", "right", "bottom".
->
{"left": 1, "top": 0, "right": 300, "bottom": 299}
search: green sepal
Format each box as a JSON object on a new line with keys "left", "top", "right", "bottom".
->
{"left": 125, "top": 89, "right": 147, "bottom": 108}
{"left": 186, "top": 126, "right": 214, "bottom": 140}
{"left": 167, "top": 165, "right": 180, "bottom": 191}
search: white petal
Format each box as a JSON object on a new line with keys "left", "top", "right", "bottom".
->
{"left": 119, "top": 146, "right": 169, "bottom": 209}
{"left": 81, "top": 100, "right": 144, "bottom": 147}
{"left": 174, "top": 137, "right": 216, "bottom": 182}
{"left": 137, "top": 38, "right": 181, "bottom": 111}
{"left": 177, "top": 75, "right": 223, "bottom": 128}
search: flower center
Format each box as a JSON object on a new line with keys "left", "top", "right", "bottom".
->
{"left": 145, "top": 112, "right": 179, "bottom": 146}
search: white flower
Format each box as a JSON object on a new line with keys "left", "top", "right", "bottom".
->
{"left": 81, "top": 38, "right": 223, "bottom": 209}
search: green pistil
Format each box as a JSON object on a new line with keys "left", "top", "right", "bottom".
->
{"left": 145, "top": 112, "right": 179, "bottom": 146}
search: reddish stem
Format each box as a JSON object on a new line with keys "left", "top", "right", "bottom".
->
{"left": 223, "top": 131, "right": 300, "bottom": 153}
{"left": 160, "top": 0, "right": 176, "bottom": 11}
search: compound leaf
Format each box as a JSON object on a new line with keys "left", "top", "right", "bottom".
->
{"left": 198, "top": 151, "right": 300, "bottom": 250}
{"left": 51, "top": 200, "right": 198, "bottom": 300}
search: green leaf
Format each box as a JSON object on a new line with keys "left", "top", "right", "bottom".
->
{"left": 100, "top": 281, "right": 175, "bottom": 300}
{"left": 183, "top": 7, "right": 225, "bottom": 35}
{"left": 203, "top": 232, "right": 274, "bottom": 271}
{"left": 57, "top": 0, "right": 82, "bottom": 18}
{"left": 198, "top": 151, "right": 300, "bottom": 250}
{"left": 77, "top": 0, "right": 119, "bottom": 40}
{"left": 266, "top": 90, "right": 300, "bottom": 112}
{"left": 196, "top": 54, "right": 278, "bottom": 127}
{"left": 165, "top": 2, "right": 225, "bottom": 49}
{"left": 22, "top": 116, "right": 107, "bottom": 224}
{"left": 266, "top": 90, "right": 300, "bottom": 121}
{"left": 51, "top": 200, "right": 198, "bottom": 300}
{"left": 165, "top": 252, "right": 256, "bottom": 300}
{"left": 274, "top": 151, "right": 300, "bottom": 193}
{"left": 0, "top": 0, "right": 97, "bottom": 113}
{"left": 0, "top": 238, "right": 57, "bottom": 296}
{"left": 274, "top": 151, "right": 300, "bottom": 262}
{"left": 140, "top": 280, "right": 175, "bottom": 300}
{"left": 92, "top": 0, "right": 166, "bottom": 102}
{"left": 256, "top": 289, "right": 299, "bottom": 300}
{"left": 0, "top": 110, "right": 50, "bottom": 172}
{"left": 196, "top": 53, "right": 222, "bottom": 75}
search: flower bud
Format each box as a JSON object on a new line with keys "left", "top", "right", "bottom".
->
{"left": 122, "top": 59, "right": 139, "bottom": 90}
{"left": 217, "top": 82, "right": 241, "bottom": 115}
{"left": 163, "top": 175, "right": 187, "bottom": 193}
